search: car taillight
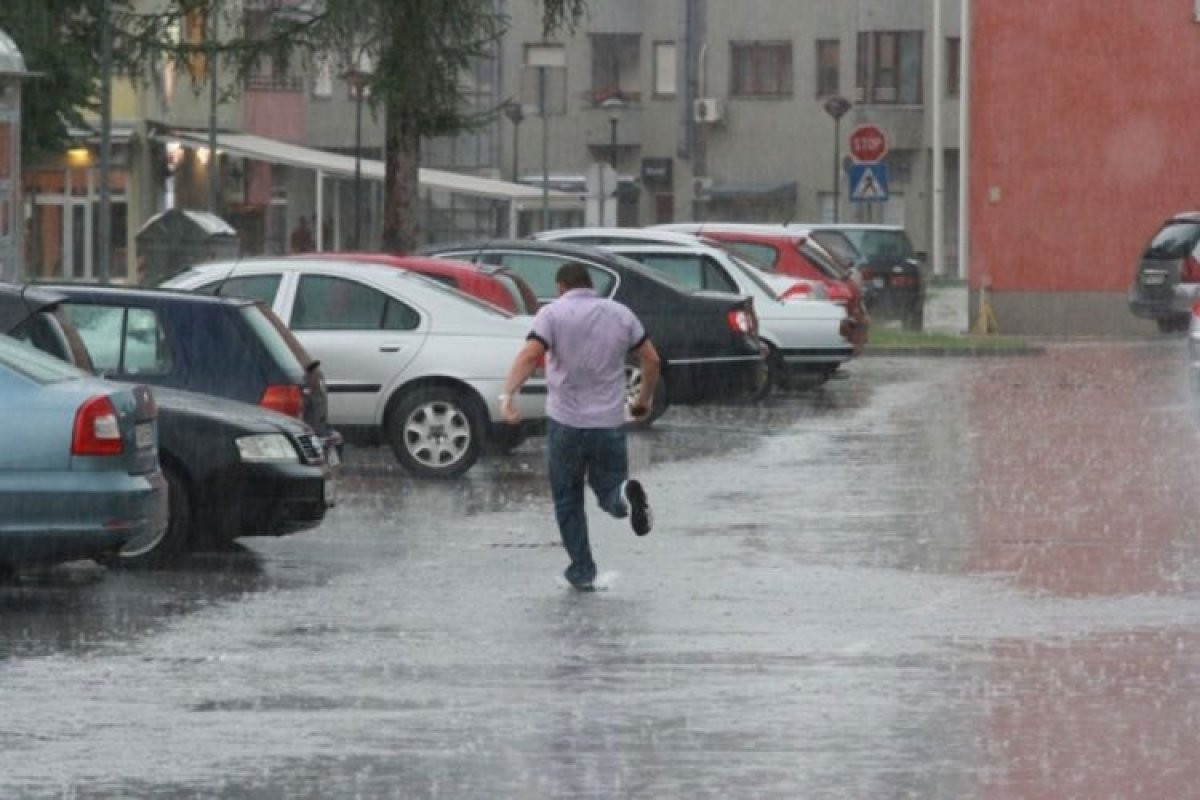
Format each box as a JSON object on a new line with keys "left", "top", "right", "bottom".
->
{"left": 72, "top": 395, "right": 124, "bottom": 456}
{"left": 1183, "top": 255, "right": 1200, "bottom": 283}
{"left": 260, "top": 384, "right": 305, "bottom": 418}
{"left": 727, "top": 307, "right": 758, "bottom": 336}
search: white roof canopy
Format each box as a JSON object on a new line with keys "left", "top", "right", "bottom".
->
{"left": 171, "top": 130, "right": 581, "bottom": 208}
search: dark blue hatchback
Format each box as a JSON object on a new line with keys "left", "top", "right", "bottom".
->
{"left": 42, "top": 285, "right": 338, "bottom": 453}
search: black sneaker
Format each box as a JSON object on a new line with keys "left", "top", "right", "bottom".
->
{"left": 622, "top": 480, "right": 652, "bottom": 536}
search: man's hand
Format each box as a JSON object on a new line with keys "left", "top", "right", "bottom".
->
{"left": 628, "top": 401, "right": 649, "bottom": 421}
{"left": 499, "top": 394, "right": 521, "bottom": 424}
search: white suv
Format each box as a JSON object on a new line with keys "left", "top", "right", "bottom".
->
{"left": 163, "top": 259, "right": 547, "bottom": 479}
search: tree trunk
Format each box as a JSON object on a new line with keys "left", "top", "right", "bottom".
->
{"left": 382, "top": 98, "right": 421, "bottom": 254}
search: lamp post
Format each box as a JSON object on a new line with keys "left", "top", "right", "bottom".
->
{"left": 342, "top": 66, "right": 370, "bottom": 249}
{"left": 822, "top": 95, "right": 851, "bottom": 223}
{"left": 599, "top": 96, "right": 626, "bottom": 227}
{"left": 502, "top": 98, "right": 524, "bottom": 183}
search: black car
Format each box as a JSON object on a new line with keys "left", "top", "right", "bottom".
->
{"left": 420, "top": 240, "right": 766, "bottom": 423}
{"left": 801, "top": 224, "right": 926, "bottom": 331}
{"left": 40, "top": 284, "right": 340, "bottom": 456}
{"left": 3, "top": 284, "right": 333, "bottom": 568}
{"left": 1129, "top": 211, "right": 1200, "bottom": 332}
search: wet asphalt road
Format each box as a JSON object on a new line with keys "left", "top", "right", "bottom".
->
{"left": 4, "top": 340, "right": 1200, "bottom": 798}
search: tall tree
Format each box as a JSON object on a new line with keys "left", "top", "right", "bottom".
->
{"left": 225, "top": 0, "right": 589, "bottom": 252}
{"left": 0, "top": 0, "right": 116, "bottom": 161}
{"left": 4, "top": 0, "right": 587, "bottom": 251}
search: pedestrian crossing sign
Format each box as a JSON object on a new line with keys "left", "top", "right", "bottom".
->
{"left": 849, "top": 163, "right": 890, "bottom": 202}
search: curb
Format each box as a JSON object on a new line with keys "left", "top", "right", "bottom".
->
{"left": 861, "top": 344, "right": 1047, "bottom": 358}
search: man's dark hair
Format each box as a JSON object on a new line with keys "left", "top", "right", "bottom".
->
{"left": 555, "top": 262, "right": 593, "bottom": 289}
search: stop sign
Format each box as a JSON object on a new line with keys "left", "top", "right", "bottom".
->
{"left": 849, "top": 124, "right": 888, "bottom": 163}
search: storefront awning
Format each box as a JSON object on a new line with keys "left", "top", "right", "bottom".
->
{"left": 707, "top": 180, "right": 798, "bottom": 200}
{"left": 170, "top": 130, "right": 579, "bottom": 207}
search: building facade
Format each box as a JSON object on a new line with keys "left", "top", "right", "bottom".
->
{"left": 499, "top": 0, "right": 965, "bottom": 273}
{"left": 969, "top": 0, "right": 1192, "bottom": 336}
{"left": 26, "top": 0, "right": 1173, "bottom": 338}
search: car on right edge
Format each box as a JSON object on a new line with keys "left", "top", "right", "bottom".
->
{"left": 1130, "top": 211, "right": 1200, "bottom": 333}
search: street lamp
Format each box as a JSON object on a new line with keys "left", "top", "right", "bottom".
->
{"left": 599, "top": 96, "right": 627, "bottom": 226}
{"left": 342, "top": 66, "right": 371, "bottom": 249}
{"left": 502, "top": 98, "right": 524, "bottom": 183}
{"left": 822, "top": 95, "right": 852, "bottom": 223}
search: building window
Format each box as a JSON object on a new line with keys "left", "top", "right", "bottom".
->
{"left": 653, "top": 41, "right": 677, "bottom": 98}
{"left": 525, "top": 43, "right": 565, "bottom": 67}
{"left": 731, "top": 41, "right": 793, "bottom": 98}
{"left": 816, "top": 39, "right": 840, "bottom": 96}
{"left": 856, "top": 31, "right": 923, "bottom": 105}
{"left": 243, "top": 7, "right": 303, "bottom": 91}
{"left": 946, "top": 37, "right": 961, "bottom": 97}
{"left": 590, "top": 34, "right": 641, "bottom": 104}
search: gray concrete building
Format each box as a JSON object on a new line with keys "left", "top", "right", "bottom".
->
{"left": 497, "top": 0, "right": 964, "bottom": 273}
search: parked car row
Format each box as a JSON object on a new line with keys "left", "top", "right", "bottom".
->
{"left": 1, "top": 282, "right": 335, "bottom": 573}
{"left": 530, "top": 228, "right": 861, "bottom": 389}
{"left": 162, "top": 260, "right": 551, "bottom": 477}
{"left": 1, "top": 220, "right": 892, "bottom": 577}
{"left": 651, "top": 221, "right": 922, "bottom": 331}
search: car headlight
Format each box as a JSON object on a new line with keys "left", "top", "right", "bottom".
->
{"left": 236, "top": 434, "right": 299, "bottom": 463}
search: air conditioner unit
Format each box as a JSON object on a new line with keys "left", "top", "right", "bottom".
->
{"left": 693, "top": 98, "right": 723, "bottom": 124}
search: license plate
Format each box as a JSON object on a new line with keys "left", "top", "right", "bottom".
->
{"left": 135, "top": 422, "right": 154, "bottom": 450}
{"left": 1142, "top": 272, "right": 1166, "bottom": 286}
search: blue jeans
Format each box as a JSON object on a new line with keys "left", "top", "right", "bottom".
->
{"left": 547, "top": 419, "right": 630, "bottom": 586}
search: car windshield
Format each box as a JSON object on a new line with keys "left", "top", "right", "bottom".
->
{"left": 0, "top": 333, "right": 87, "bottom": 383}
{"left": 725, "top": 253, "right": 786, "bottom": 298}
{"left": 388, "top": 271, "right": 514, "bottom": 318}
{"left": 841, "top": 229, "right": 915, "bottom": 261}
{"left": 494, "top": 273, "right": 537, "bottom": 315}
{"left": 608, "top": 253, "right": 692, "bottom": 292}
{"left": 797, "top": 241, "right": 852, "bottom": 281}
{"left": 1144, "top": 221, "right": 1200, "bottom": 259}
{"left": 240, "top": 304, "right": 311, "bottom": 374}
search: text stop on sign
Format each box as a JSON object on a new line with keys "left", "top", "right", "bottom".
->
{"left": 849, "top": 124, "right": 888, "bottom": 163}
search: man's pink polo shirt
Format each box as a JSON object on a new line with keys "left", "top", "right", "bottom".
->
{"left": 529, "top": 288, "right": 647, "bottom": 428}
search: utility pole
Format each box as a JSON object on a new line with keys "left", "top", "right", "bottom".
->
{"left": 207, "top": 0, "right": 220, "bottom": 214}
{"left": 98, "top": 0, "right": 113, "bottom": 283}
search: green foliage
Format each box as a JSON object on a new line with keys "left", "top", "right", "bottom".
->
{"left": 2, "top": 0, "right": 588, "bottom": 156}
{"left": 0, "top": 0, "right": 121, "bottom": 159}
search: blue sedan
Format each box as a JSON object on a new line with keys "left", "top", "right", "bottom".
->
{"left": 0, "top": 335, "right": 167, "bottom": 575}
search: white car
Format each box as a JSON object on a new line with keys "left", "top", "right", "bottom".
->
{"left": 162, "top": 259, "right": 546, "bottom": 479}
{"left": 602, "top": 242, "right": 856, "bottom": 389}
{"left": 534, "top": 226, "right": 829, "bottom": 301}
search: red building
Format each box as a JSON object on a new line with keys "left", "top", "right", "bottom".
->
{"left": 969, "top": 1, "right": 1200, "bottom": 335}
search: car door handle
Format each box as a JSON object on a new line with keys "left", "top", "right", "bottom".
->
{"left": 379, "top": 343, "right": 406, "bottom": 353}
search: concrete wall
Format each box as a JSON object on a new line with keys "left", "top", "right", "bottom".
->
{"left": 983, "top": 292, "right": 1158, "bottom": 338}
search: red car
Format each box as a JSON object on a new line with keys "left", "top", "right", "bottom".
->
{"left": 292, "top": 252, "right": 540, "bottom": 315}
